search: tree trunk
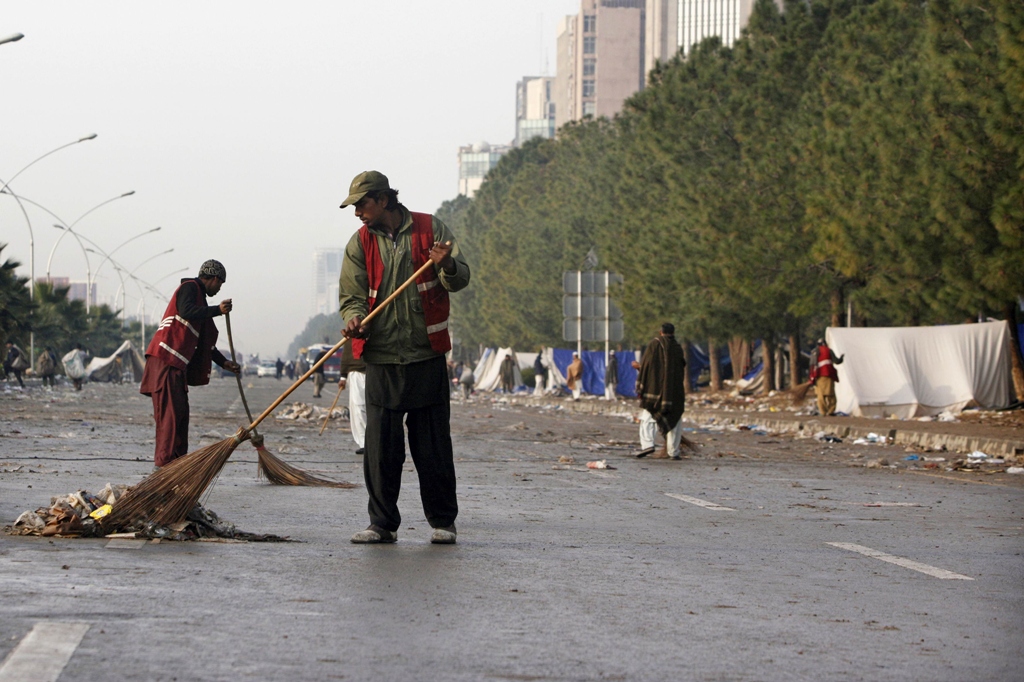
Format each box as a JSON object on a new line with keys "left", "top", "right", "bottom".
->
{"left": 830, "top": 288, "right": 844, "bottom": 329}
{"left": 762, "top": 337, "right": 776, "bottom": 394}
{"left": 708, "top": 338, "right": 722, "bottom": 392}
{"left": 788, "top": 331, "right": 801, "bottom": 387}
{"left": 1005, "top": 302, "right": 1024, "bottom": 402}
{"left": 728, "top": 336, "right": 750, "bottom": 381}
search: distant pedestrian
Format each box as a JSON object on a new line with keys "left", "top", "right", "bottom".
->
{"left": 500, "top": 353, "right": 516, "bottom": 394}
{"left": 311, "top": 348, "right": 327, "bottom": 398}
{"left": 36, "top": 346, "right": 58, "bottom": 387}
{"left": 566, "top": 352, "right": 584, "bottom": 401}
{"left": 275, "top": 357, "right": 284, "bottom": 379}
{"left": 460, "top": 365, "right": 475, "bottom": 399}
{"left": 604, "top": 350, "right": 618, "bottom": 400}
{"left": 285, "top": 360, "right": 295, "bottom": 380}
{"left": 4, "top": 342, "right": 27, "bottom": 388}
{"left": 810, "top": 338, "right": 844, "bottom": 416}
{"left": 63, "top": 343, "right": 90, "bottom": 390}
{"left": 635, "top": 323, "right": 687, "bottom": 459}
{"left": 533, "top": 351, "right": 546, "bottom": 395}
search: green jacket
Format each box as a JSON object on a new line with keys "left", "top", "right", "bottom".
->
{"left": 338, "top": 207, "right": 470, "bottom": 365}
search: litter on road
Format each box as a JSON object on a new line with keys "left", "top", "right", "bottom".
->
{"left": 7, "top": 483, "right": 288, "bottom": 542}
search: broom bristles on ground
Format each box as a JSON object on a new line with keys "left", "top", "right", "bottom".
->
{"left": 791, "top": 380, "right": 813, "bottom": 403}
{"left": 256, "top": 443, "right": 357, "bottom": 488}
{"left": 101, "top": 430, "right": 246, "bottom": 531}
{"left": 680, "top": 433, "right": 698, "bottom": 453}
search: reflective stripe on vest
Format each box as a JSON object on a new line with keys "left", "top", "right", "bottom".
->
{"left": 145, "top": 279, "right": 218, "bottom": 385}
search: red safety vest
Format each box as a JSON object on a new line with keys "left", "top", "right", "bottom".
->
{"left": 352, "top": 212, "right": 451, "bottom": 359}
{"left": 146, "top": 279, "right": 219, "bottom": 386}
{"left": 810, "top": 345, "right": 839, "bottom": 382}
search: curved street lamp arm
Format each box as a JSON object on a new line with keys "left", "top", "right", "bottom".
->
{"left": 0, "top": 134, "right": 97, "bottom": 195}
{"left": 92, "top": 226, "right": 162, "bottom": 282}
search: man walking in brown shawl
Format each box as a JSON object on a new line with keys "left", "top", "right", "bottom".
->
{"left": 634, "top": 323, "right": 687, "bottom": 459}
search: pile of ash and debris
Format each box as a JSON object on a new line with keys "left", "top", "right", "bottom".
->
{"left": 7, "top": 483, "right": 288, "bottom": 542}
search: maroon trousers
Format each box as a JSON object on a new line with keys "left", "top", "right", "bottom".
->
{"left": 142, "top": 361, "right": 190, "bottom": 467}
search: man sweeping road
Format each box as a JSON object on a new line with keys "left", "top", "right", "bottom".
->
{"left": 140, "top": 260, "right": 241, "bottom": 467}
{"left": 339, "top": 170, "right": 470, "bottom": 545}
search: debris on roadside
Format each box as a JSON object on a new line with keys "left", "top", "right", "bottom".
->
{"left": 586, "top": 460, "right": 616, "bottom": 470}
{"left": 6, "top": 484, "right": 289, "bottom": 542}
{"left": 275, "top": 402, "right": 346, "bottom": 422}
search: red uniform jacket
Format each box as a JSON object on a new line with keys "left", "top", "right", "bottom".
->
{"left": 144, "top": 279, "right": 220, "bottom": 387}
{"left": 352, "top": 212, "right": 451, "bottom": 359}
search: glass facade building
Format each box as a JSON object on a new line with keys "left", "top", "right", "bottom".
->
{"left": 458, "top": 142, "right": 511, "bottom": 197}
{"left": 515, "top": 76, "right": 556, "bottom": 147}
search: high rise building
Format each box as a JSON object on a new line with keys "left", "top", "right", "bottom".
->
{"left": 68, "top": 280, "right": 97, "bottom": 308}
{"left": 515, "top": 76, "right": 556, "bottom": 147}
{"left": 646, "top": 0, "right": 759, "bottom": 71}
{"left": 554, "top": 0, "right": 646, "bottom": 128}
{"left": 457, "top": 141, "right": 511, "bottom": 198}
{"left": 312, "top": 247, "right": 344, "bottom": 317}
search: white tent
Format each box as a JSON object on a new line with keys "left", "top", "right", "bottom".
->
{"left": 86, "top": 340, "right": 146, "bottom": 383}
{"left": 472, "top": 347, "right": 523, "bottom": 392}
{"left": 827, "top": 321, "right": 1013, "bottom": 418}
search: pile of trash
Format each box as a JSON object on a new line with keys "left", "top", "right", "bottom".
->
{"left": 7, "top": 485, "right": 288, "bottom": 542}
{"left": 275, "top": 402, "right": 347, "bottom": 422}
{"left": 9, "top": 484, "right": 127, "bottom": 538}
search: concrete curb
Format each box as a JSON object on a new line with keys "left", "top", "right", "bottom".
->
{"left": 488, "top": 394, "right": 1024, "bottom": 458}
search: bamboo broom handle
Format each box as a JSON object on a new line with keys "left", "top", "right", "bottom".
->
{"left": 246, "top": 245, "right": 448, "bottom": 433}
{"left": 224, "top": 312, "right": 259, "bottom": 428}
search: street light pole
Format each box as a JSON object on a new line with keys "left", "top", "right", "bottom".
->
{"left": 45, "top": 190, "right": 135, "bottom": 310}
{"left": 0, "top": 133, "right": 98, "bottom": 365}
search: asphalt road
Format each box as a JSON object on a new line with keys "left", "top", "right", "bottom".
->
{"left": 1, "top": 377, "right": 1022, "bottom": 681}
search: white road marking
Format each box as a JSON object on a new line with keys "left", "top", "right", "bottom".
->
{"left": 827, "top": 542, "right": 974, "bottom": 580}
{"left": 105, "top": 539, "right": 147, "bottom": 549}
{"left": 665, "top": 493, "right": 735, "bottom": 511}
{"left": 226, "top": 396, "right": 243, "bottom": 415}
{"left": 0, "top": 622, "right": 90, "bottom": 682}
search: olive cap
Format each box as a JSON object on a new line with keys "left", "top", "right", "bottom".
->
{"left": 340, "top": 170, "right": 390, "bottom": 208}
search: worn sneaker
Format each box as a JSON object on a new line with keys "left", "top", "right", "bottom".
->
{"left": 350, "top": 526, "right": 397, "bottom": 544}
{"left": 430, "top": 526, "right": 457, "bottom": 544}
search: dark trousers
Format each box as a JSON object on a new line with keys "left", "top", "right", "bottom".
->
{"left": 363, "top": 358, "right": 458, "bottom": 532}
{"left": 150, "top": 365, "right": 190, "bottom": 467}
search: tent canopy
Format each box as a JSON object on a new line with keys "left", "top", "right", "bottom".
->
{"left": 86, "top": 340, "right": 145, "bottom": 383}
{"left": 828, "top": 321, "right": 1013, "bottom": 418}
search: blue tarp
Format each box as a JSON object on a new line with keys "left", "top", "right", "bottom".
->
{"left": 688, "top": 343, "right": 733, "bottom": 389}
{"left": 551, "top": 349, "right": 638, "bottom": 398}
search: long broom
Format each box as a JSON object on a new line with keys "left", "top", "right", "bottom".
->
{"left": 102, "top": 248, "right": 448, "bottom": 530}
{"left": 223, "top": 312, "right": 353, "bottom": 488}
{"left": 791, "top": 379, "right": 813, "bottom": 404}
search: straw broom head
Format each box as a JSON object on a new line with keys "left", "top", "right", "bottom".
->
{"left": 791, "top": 380, "right": 813, "bottom": 403}
{"left": 253, "top": 433, "right": 357, "bottom": 488}
{"left": 101, "top": 428, "right": 249, "bottom": 530}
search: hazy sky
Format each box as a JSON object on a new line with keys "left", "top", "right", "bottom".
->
{"left": 1, "top": 1, "right": 579, "bottom": 358}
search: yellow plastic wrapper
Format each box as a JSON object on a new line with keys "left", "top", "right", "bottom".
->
{"left": 89, "top": 504, "right": 112, "bottom": 520}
